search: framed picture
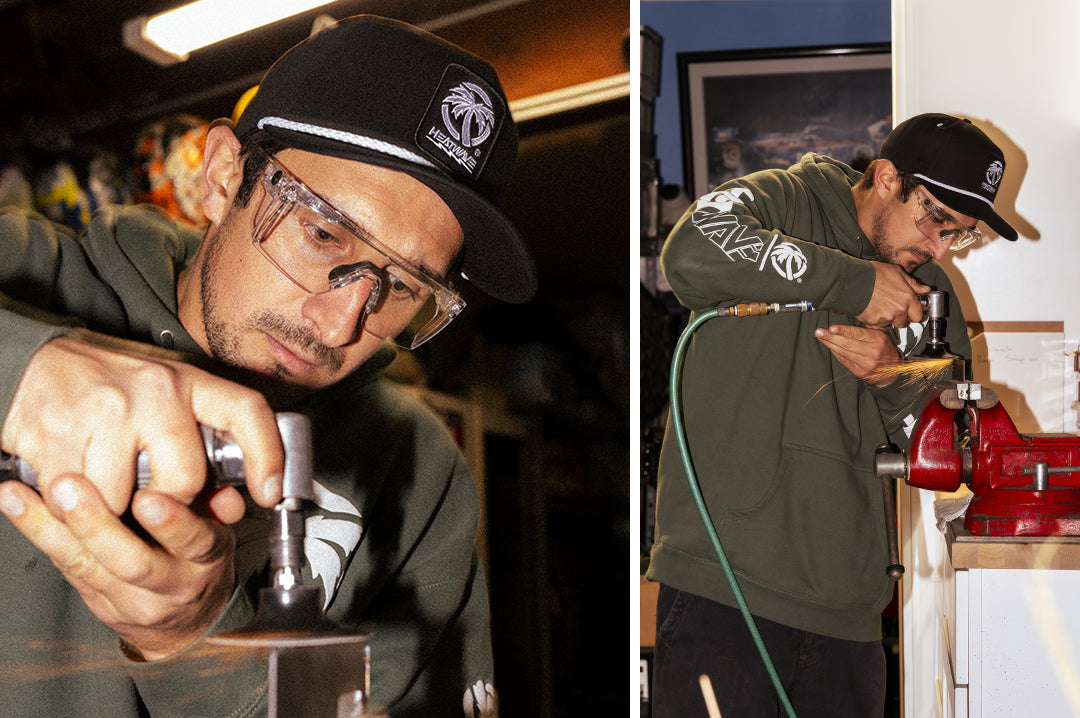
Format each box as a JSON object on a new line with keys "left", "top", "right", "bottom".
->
{"left": 677, "top": 44, "right": 892, "bottom": 198}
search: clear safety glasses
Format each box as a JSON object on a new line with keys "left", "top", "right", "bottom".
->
{"left": 250, "top": 152, "right": 466, "bottom": 350}
{"left": 913, "top": 190, "right": 982, "bottom": 251}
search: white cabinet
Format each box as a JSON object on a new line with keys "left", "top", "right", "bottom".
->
{"left": 938, "top": 523, "right": 1080, "bottom": 718}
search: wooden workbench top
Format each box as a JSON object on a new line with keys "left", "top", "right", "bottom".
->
{"left": 945, "top": 518, "right": 1080, "bottom": 570}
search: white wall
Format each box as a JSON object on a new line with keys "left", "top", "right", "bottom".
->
{"left": 894, "top": 0, "right": 1080, "bottom": 714}
{"left": 895, "top": 0, "right": 1080, "bottom": 431}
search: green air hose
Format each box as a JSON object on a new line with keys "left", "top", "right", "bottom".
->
{"left": 668, "top": 300, "right": 814, "bottom": 718}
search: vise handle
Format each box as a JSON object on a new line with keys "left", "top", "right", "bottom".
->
{"left": 875, "top": 444, "right": 906, "bottom": 581}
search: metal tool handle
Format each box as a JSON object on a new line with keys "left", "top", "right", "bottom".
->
{"left": 0, "top": 412, "right": 311, "bottom": 499}
{"left": 875, "top": 444, "right": 906, "bottom": 581}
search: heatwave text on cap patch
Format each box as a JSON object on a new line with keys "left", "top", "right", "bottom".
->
{"left": 981, "top": 159, "right": 1004, "bottom": 198}
{"left": 417, "top": 64, "right": 505, "bottom": 183}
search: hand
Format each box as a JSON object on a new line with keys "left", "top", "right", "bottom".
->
{"left": 857, "top": 262, "right": 929, "bottom": 329}
{"left": 0, "top": 474, "right": 237, "bottom": 659}
{"left": 1, "top": 331, "right": 284, "bottom": 515}
{"left": 814, "top": 324, "right": 902, "bottom": 388}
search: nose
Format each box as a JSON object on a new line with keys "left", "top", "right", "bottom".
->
{"left": 301, "top": 276, "right": 378, "bottom": 347}
{"left": 927, "top": 236, "right": 951, "bottom": 262}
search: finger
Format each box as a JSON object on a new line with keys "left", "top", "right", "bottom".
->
{"left": 134, "top": 408, "right": 211, "bottom": 507}
{"left": 906, "top": 274, "right": 932, "bottom": 293}
{"left": 41, "top": 474, "right": 164, "bottom": 590}
{"left": 0, "top": 479, "right": 67, "bottom": 543}
{"left": 131, "top": 490, "right": 235, "bottom": 566}
{"left": 197, "top": 485, "right": 247, "bottom": 525}
{"left": 189, "top": 386, "right": 285, "bottom": 508}
{"left": 0, "top": 477, "right": 128, "bottom": 602}
{"left": 80, "top": 425, "right": 142, "bottom": 516}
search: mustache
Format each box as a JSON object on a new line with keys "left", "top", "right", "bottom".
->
{"left": 248, "top": 310, "right": 345, "bottom": 373}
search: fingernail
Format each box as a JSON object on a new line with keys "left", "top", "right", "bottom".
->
{"left": 52, "top": 479, "right": 80, "bottom": 512}
{"left": 0, "top": 489, "right": 24, "bottom": 518}
{"left": 265, "top": 473, "right": 283, "bottom": 501}
{"left": 139, "top": 499, "right": 168, "bottom": 527}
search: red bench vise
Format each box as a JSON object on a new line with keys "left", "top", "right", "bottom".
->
{"left": 876, "top": 382, "right": 1080, "bottom": 536}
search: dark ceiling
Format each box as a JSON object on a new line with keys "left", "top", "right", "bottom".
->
{"left": 0, "top": 0, "right": 557, "bottom": 149}
{"left": 0, "top": 0, "right": 631, "bottom": 312}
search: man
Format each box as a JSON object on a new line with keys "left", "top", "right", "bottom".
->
{"left": 0, "top": 15, "right": 534, "bottom": 717}
{"left": 648, "top": 114, "right": 1017, "bottom": 716}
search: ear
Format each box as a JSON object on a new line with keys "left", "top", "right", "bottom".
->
{"left": 201, "top": 123, "right": 244, "bottom": 225}
{"left": 872, "top": 159, "right": 901, "bottom": 200}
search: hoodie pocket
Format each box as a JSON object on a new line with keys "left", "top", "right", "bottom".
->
{"left": 718, "top": 442, "right": 890, "bottom": 608}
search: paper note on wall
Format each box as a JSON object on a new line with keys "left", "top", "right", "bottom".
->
{"left": 969, "top": 322, "right": 1070, "bottom": 433}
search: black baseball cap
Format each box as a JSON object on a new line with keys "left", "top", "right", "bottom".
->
{"left": 880, "top": 113, "right": 1017, "bottom": 240}
{"left": 235, "top": 15, "right": 537, "bottom": 302}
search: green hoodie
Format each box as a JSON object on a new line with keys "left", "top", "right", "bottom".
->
{"left": 647, "top": 154, "right": 970, "bottom": 641}
{"left": 0, "top": 205, "right": 494, "bottom": 717}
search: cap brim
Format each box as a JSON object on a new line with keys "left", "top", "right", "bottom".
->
{"left": 259, "top": 125, "right": 538, "bottom": 303}
{"left": 928, "top": 184, "right": 1018, "bottom": 241}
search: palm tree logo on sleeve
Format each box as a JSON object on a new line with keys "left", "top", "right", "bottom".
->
{"left": 691, "top": 187, "right": 809, "bottom": 281}
{"left": 770, "top": 242, "right": 807, "bottom": 281}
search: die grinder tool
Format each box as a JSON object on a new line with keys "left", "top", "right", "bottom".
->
{"left": 2, "top": 414, "right": 377, "bottom": 716}
{"left": 0, "top": 413, "right": 327, "bottom": 633}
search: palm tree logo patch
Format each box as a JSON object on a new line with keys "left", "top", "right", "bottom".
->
{"left": 442, "top": 82, "right": 496, "bottom": 149}
{"left": 419, "top": 64, "right": 505, "bottom": 181}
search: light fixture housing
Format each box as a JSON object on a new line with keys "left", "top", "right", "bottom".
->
{"left": 123, "top": 0, "right": 336, "bottom": 65}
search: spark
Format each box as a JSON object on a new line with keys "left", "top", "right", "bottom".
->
{"left": 806, "top": 356, "right": 956, "bottom": 400}
{"left": 803, "top": 357, "right": 958, "bottom": 419}
{"left": 866, "top": 357, "right": 957, "bottom": 389}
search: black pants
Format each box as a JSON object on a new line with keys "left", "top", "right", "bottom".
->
{"left": 653, "top": 584, "right": 886, "bottom": 718}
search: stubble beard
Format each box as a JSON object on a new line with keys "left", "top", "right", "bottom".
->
{"left": 198, "top": 220, "right": 346, "bottom": 385}
{"left": 868, "top": 209, "right": 931, "bottom": 273}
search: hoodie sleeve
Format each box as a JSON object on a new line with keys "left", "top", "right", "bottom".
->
{"left": 0, "top": 209, "right": 127, "bottom": 430}
{"left": 660, "top": 172, "right": 877, "bottom": 316}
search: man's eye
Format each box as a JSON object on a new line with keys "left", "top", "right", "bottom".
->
{"left": 301, "top": 219, "right": 343, "bottom": 245}
{"left": 386, "top": 268, "right": 419, "bottom": 298}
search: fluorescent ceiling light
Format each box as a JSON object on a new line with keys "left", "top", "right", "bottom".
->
{"left": 124, "top": 0, "right": 336, "bottom": 65}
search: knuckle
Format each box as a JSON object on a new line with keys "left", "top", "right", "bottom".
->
{"left": 56, "top": 547, "right": 98, "bottom": 582}
{"left": 114, "top": 555, "right": 155, "bottom": 586}
{"left": 186, "top": 526, "right": 233, "bottom": 565}
{"left": 131, "top": 362, "right": 185, "bottom": 403}
{"left": 91, "top": 386, "right": 134, "bottom": 423}
{"left": 230, "top": 390, "right": 273, "bottom": 418}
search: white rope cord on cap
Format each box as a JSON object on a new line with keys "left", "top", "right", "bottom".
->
{"left": 915, "top": 173, "right": 995, "bottom": 209}
{"left": 258, "top": 116, "right": 437, "bottom": 169}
